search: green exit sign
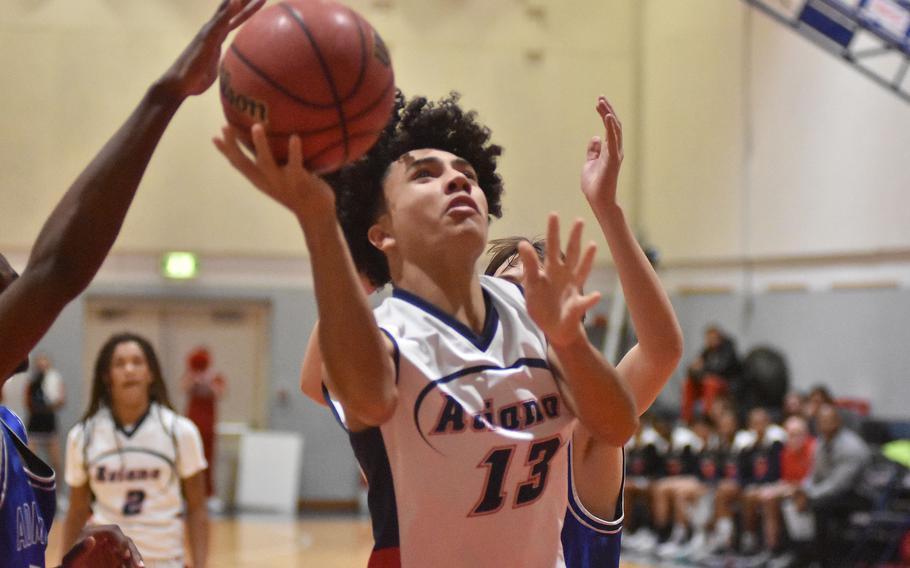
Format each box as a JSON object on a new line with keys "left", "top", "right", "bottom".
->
{"left": 161, "top": 252, "right": 199, "bottom": 280}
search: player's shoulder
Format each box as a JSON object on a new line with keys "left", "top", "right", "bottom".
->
{"left": 672, "top": 426, "right": 702, "bottom": 451}
{"left": 65, "top": 418, "right": 88, "bottom": 444}
{"left": 480, "top": 274, "right": 525, "bottom": 303}
{"left": 765, "top": 424, "right": 787, "bottom": 445}
{"left": 733, "top": 429, "right": 756, "bottom": 452}
{"left": 160, "top": 406, "right": 202, "bottom": 439}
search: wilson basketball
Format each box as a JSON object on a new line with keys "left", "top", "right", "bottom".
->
{"left": 219, "top": 0, "right": 395, "bottom": 172}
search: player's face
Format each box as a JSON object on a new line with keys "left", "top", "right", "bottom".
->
{"left": 692, "top": 420, "right": 713, "bottom": 441}
{"left": 784, "top": 418, "right": 809, "bottom": 449}
{"left": 705, "top": 329, "right": 721, "bottom": 349}
{"left": 718, "top": 412, "right": 737, "bottom": 438}
{"left": 377, "top": 149, "right": 489, "bottom": 265}
{"left": 783, "top": 391, "right": 804, "bottom": 416}
{"left": 492, "top": 254, "right": 525, "bottom": 286}
{"left": 816, "top": 406, "right": 840, "bottom": 438}
{"left": 748, "top": 409, "right": 769, "bottom": 435}
{"left": 107, "top": 341, "right": 153, "bottom": 408}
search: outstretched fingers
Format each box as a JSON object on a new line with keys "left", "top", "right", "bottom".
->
{"left": 517, "top": 240, "right": 543, "bottom": 287}
{"left": 570, "top": 290, "right": 602, "bottom": 321}
{"left": 61, "top": 536, "right": 96, "bottom": 564}
{"left": 250, "top": 123, "right": 278, "bottom": 171}
{"left": 214, "top": 126, "right": 257, "bottom": 177}
{"left": 287, "top": 134, "right": 304, "bottom": 173}
{"left": 574, "top": 242, "right": 597, "bottom": 288}
{"left": 597, "top": 95, "right": 620, "bottom": 124}
{"left": 545, "top": 213, "right": 561, "bottom": 268}
{"left": 605, "top": 113, "right": 623, "bottom": 159}
{"left": 230, "top": 0, "right": 267, "bottom": 30}
{"left": 564, "top": 219, "right": 584, "bottom": 269}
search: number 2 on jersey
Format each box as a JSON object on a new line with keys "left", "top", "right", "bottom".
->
{"left": 470, "top": 435, "right": 561, "bottom": 516}
{"left": 123, "top": 489, "right": 146, "bottom": 516}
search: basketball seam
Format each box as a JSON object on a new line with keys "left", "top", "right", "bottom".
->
{"left": 279, "top": 1, "right": 351, "bottom": 163}
{"left": 338, "top": 8, "right": 369, "bottom": 103}
{"left": 227, "top": 74, "right": 394, "bottom": 138}
{"left": 228, "top": 45, "right": 337, "bottom": 110}
{"left": 306, "top": 130, "right": 387, "bottom": 166}
{"left": 330, "top": 74, "right": 395, "bottom": 128}
{"left": 225, "top": 115, "right": 384, "bottom": 168}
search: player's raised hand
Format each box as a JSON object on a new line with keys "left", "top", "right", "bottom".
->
{"left": 60, "top": 525, "right": 144, "bottom": 568}
{"left": 580, "top": 96, "right": 623, "bottom": 210}
{"left": 518, "top": 214, "right": 601, "bottom": 348}
{"left": 156, "top": 0, "right": 265, "bottom": 100}
{"left": 214, "top": 124, "right": 337, "bottom": 221}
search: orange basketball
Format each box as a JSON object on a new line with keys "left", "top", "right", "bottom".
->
{"left": 219, "top": 0, "right": 395, "bottom": 172}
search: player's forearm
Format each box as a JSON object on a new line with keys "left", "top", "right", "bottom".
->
{"left": 186, "top": 506, "right": 209, "bottom": 567}
{"left": 591, "top": 202, "right": 683, "bottom": 369}
{"left": 299, "top": 215, "right": 396, "bottom": 425}
{"left": 553, "top": 333, "right": 638, "bottom": 446}
{"left": 299, "top": 321, "right": 330, "bottom": 406}
{"left": 0, "top": 88, "right": 183, "bottom": 380}
{"left": 26, "top": 83, "right": 183, "bottom": 301}
{"left": 60, "top": 496, "right": 92, "bottom": 554}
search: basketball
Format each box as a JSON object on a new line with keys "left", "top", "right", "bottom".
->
{"left": 219, "top": 0, "right": 395, "bottom": 172}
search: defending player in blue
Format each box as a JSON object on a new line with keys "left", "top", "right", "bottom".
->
{"left": 216, "top": 93, "right": 640, "bottom": 567}
{"left": 484, "top": 97, "right": 683, "bottom": 568}
{"left": 0, "top": 1, "right": 264, "bottom": 565}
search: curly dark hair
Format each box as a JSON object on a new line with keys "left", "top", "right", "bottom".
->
{"left": 327, "top": 91, "right": 505, "bottom": 288}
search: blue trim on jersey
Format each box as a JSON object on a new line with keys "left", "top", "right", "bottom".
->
{"left": 348, "top": 426, "right": 400, "bottom": 553}
{"left": 113, "top": 405, "right": 152, "bottom": 438}
{"left": 566, "top": 442, "right": 624, "bottom": 534}
{"left": 562, "top": 509, "right": 622, "bottom": 568}
{"left": 1, "top": 406, "right": 28, "bottom": 443}
{"left": 1, "top": 409, "right": 56, "bottom": 565}
{"left": 562, "top": 441, "right": 623, "bottom": 568}
{"left": 379, "top": 327, "right": 401, "bottom": 384}
{"left": 322, "top": 383, "right": 352, "bottom": 434}
{"left": 391, "top": 286, "right": 500, "bottom": 352}
{"left": 412, "top": 357, "right": 551, "bottom": 450}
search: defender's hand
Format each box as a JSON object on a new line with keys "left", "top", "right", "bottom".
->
{"left": 156, "top": 0, "right": 265, "bottom": 101}
{"left": 61, "top": 525, "right": 144, "bottom": 568}
{"left": 518, "top": 214, "right": 600, "bottom": 348}
{"left": 580, "top": 96, "right": 623, "bottom": 209}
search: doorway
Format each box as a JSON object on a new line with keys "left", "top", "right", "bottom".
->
{"left": 83, "top": 298, "right": 271, "bottom": 428}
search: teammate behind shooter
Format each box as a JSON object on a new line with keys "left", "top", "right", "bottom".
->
{"left": 482, "top": 97, "right": 683, "bottom": 568}
{"left": 62, "top": 333, "right": 209, "bottom": 568}
{"left": 216, "top": 92, "right": 639, "bottom": 567}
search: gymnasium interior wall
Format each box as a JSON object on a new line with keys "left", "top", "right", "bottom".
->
{"left": 641, "top": 0, "right": 910, "bottom": 261}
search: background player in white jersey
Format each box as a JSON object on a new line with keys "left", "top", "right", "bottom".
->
{"left": 216, "top": 92, "right": 639, "bottom": 567}
{"left": 0, "top": 2, "right": 263, "bottom": 564}
{"left": 483, "top": 97, "right": 683, "bottom": 568}
{"left": 63, "top": 333, "right": 209, "bottom": 568}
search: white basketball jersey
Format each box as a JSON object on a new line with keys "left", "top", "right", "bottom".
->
{"left": 334, "top": 276, "right": 577, "bottom": 567}
{"left": 65, "top": 403, "right": 207, "bottom": 562}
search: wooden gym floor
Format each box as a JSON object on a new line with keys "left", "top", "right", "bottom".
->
{"left": 46, "top": 514, "right": 650, "bottom": 567}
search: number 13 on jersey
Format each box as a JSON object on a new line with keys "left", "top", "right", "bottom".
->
{"left": 470, "top": 435, "right": 562, "bottom": 516}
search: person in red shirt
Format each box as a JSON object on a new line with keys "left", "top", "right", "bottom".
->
{"left": 753, "top": 415, "right": 815, "bottom": 555}
{"left": 181, "top": 347, "right": 226, "bottom": 498}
